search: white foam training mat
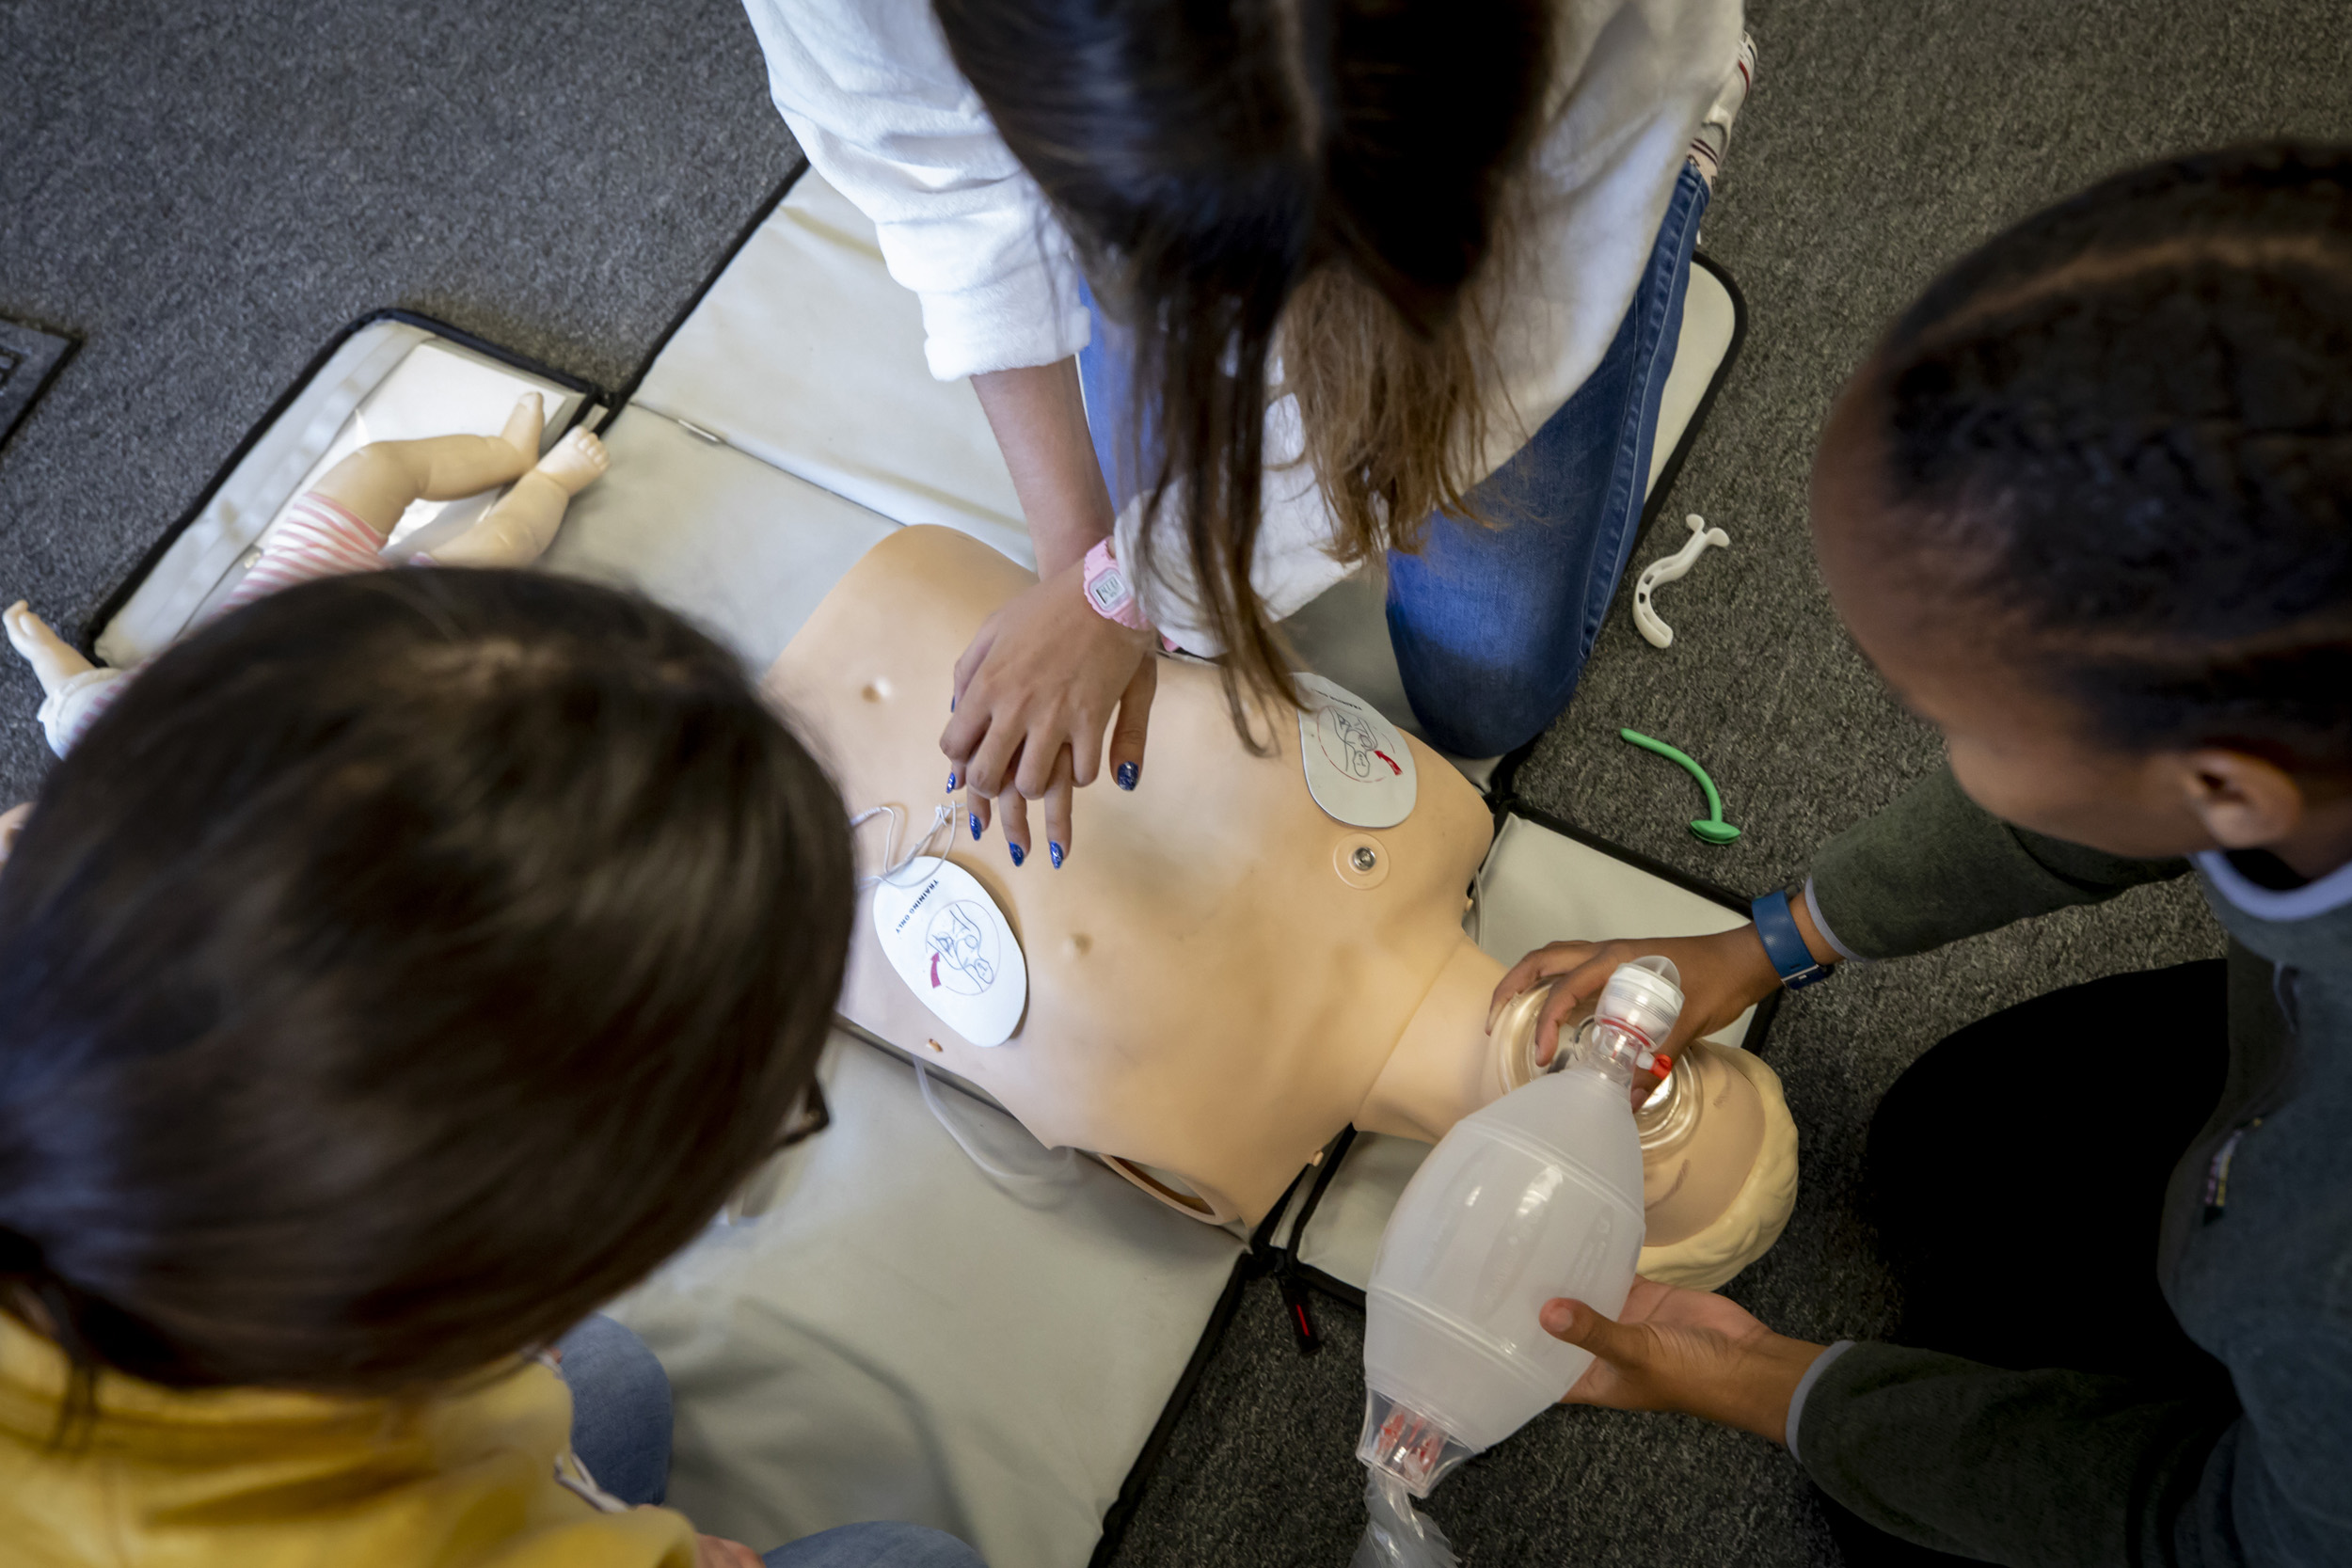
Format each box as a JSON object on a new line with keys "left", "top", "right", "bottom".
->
{"left": 605, "top": 1035, "right": 1243, "bottom": 1568}
{"left": 618, "top": 175, "right": 1035, "bottom": 573}
{"left": 539, "top": 408, "right": 898, "bottom": 673}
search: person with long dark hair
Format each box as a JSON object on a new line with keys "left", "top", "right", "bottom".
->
{"left": 1502, "top": 144, "right": 2352, "bottom": 1567}
{"left": 0, "top": 571, "right": 979, "bottom": 1568}
{"left": 747, "top": 0, "right": 1752, "bottom": 864}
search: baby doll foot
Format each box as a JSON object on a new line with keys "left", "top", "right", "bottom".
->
{"left": 427, "top": 429, "right": 608, "bottom": 569}
{"left": 531, "top": 428, "right": 610, "bottom": 497}
{"left": 498, "top": 392, "right": 548, "bottom": 469}
{"left": 5, "top": 601, "right": 94, "bottom": 696}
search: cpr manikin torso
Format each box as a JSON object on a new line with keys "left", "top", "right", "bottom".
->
{"left": 771, "top": 527, "right": 1795, "bottom": 1287}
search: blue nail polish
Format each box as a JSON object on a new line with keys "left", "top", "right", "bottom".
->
{"left": 1116, "top": 761, "right": 1138, "bottom": 791}
{"left": 947, "top": 770, "right": 958, "bottom": 792}
{"left": 1009, "top": 843, "right": 1025, "bottom": 868}
{"left": 1049, "top": 841, "right": 1064, "bottom": 869}
{"left": 970, "top": 812, "right": 981, "bottom": 840}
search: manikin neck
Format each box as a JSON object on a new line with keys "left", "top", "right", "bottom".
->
{"left": 1353, "top": 933, "right": 1513, "bottom": 1146}
{"left": 1369, "top": 932, "right": 1692, "bottom": 1132}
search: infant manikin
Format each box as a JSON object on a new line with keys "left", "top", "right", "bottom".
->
{"left": 771, "top": 527, "right": 1797, "bottom": 1289}
{"left": 7, "top": 394, "right": 608, "bottom": 756}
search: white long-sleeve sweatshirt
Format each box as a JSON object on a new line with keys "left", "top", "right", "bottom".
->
{"left": 743, "top": 0, "right": 1743, "bottom": 650}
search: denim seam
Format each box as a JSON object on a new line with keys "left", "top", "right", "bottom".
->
{"left": 1572, "top": 163, "right": 1711, "bottom": 672}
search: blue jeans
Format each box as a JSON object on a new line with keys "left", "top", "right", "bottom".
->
{"left": 1079, "top": 163, "right": 1709, "bottom": 757}
{"left": 557, "top": 1315, "right": 988, "bottom": 1568}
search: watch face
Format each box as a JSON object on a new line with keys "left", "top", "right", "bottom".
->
{"left": 1086, "top": 567, "right": 1128, "bottom": 613}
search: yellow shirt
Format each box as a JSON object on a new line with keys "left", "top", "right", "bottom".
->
{"left": 0, "top": 1314, "right": 698, "bottom": 1568}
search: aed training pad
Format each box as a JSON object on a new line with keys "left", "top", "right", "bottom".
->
{"left": 0, "top": 318, "right": 74, "bottom": 454}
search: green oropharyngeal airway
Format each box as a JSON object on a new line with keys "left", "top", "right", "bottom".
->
{"left": 1618, "top": 727, "right": 1740, "bottom": 845}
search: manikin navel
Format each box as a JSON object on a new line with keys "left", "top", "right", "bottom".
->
{"left": 770, "top": 527, "right": 1796, "bottom": 1287}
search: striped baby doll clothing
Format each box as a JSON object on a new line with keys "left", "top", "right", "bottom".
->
{"left": 38, "top": 493, "right": 399, "bottom": 755}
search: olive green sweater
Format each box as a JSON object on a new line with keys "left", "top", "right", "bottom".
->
{"left": 1791, "top": 767, "right": 2352, "bottom": 1567}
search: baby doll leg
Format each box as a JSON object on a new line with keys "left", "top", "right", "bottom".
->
{"left": 308, "top": 391, "right": 548, "bottom": 537}
{"left": 5, "top": 395, "right": 564, "bottom": 761}
{"left": 208, "top": 393, "right": 551, "bottom": 624}
{"left": 428, "top": 428, "right": 610, "bottom": 568}
{"left": 7, "top": 600, "right": 132, "bottom": 755}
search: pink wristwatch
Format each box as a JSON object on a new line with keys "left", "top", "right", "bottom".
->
{"left": 1081, "top": 537, "right": 1152, "bottom": 632}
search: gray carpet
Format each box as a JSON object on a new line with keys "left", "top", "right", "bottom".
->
{"left": 0, "top": 0, "right": 795, "bottom": 795}
{"left": 2, "top": 1, "right": 2346, "bottom": 1565}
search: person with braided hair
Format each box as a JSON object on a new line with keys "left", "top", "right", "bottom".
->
{"left": 1489, "top": 143, "right": 2352, "bottom": 1566}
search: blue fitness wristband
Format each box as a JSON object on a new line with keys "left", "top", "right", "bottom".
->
{"left": 1751, "top": 889, "right": 1833, "bottom": 990}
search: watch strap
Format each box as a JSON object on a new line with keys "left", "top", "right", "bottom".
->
{"left": 1751, "top": 889, "right": 1832, "bottom": 990}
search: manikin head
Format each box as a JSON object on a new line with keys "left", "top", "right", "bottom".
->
{"left": 1811, "top": 142, "right": 2352, "bottom": 877}
{"left": 0, "top": 571, "right": 852, "bottom": 1421}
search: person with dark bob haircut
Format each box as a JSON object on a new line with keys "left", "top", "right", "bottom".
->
{"left": 1488, "top": 143, "right": 2352, "bottom": 1567}
{"left": 0, "top": 570, "right": 983, "bottom": 1568}
{"left": 747, "top": 0, "right": 1753, "bottom": 867}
